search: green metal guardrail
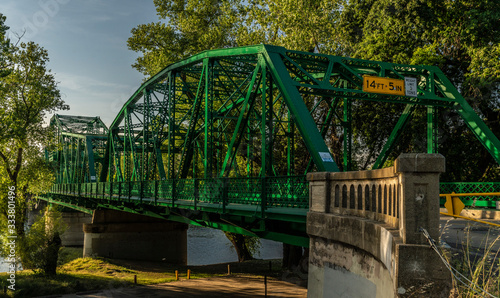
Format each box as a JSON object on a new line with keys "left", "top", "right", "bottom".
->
{"left": 440, "top": 182, "right": 500, "bottom": 208}
{"left": 49, "top": 176, "right": 310, "bottom": 211}
{"left": 50, "top": 180, "right": 500, "bottom": 211}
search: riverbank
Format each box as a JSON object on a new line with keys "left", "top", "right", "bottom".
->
{"left": 0, "top": 248, "right": 306, "bottom": 298}
{"left": 53, "top": 275, "right": 308, "bottom": 298}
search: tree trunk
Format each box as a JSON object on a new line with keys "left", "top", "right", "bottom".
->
{"left": 282, "top": 244, "right": 303, "bottom": 269}
{"left": 226, "top": 232, "right": 254, "bottom": 262}
{"left": 43, "top": 232, "right": 62, "bottom": 275}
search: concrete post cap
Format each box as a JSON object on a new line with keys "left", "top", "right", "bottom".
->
{"left": 395, "top": 153, "right": 445, "bottom": 173}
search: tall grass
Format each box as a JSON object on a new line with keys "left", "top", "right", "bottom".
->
{"left": 441, "top": 220, "right": 500, "bottom": 297}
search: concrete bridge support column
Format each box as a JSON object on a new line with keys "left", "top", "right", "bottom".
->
{"left": 30, "top": 201, "right": 92, "bottom": 247}
{"left": 307, "top": 154, "right": 452, "bottom": 297}
{"left": 83, "top": 209, "right": 187, "bottom": 264}
{"left": 61, "top": 212, "right": 92, "bottom": 246}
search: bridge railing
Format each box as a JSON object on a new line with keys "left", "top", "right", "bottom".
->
{"left": 308, "top": 154, "right": 445, "bottom": 244}
{"left": 307, "top": 156, "right": 451, "bottom": 296}
{"left": 49, "top": 176, "right": 500, "bottom": 214}
{"left": 440, "top": 182, "right": 500, "bottom": 208}
{"left": 49, "top": 176, "right": 309, "bottom": 211}
{"left": 308, "top": 167, "right": 401, "bottom": 229}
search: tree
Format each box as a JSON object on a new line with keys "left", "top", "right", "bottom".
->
{"left": 224, "top": 231, "right": 260, "bottom": 262}
{"left": 0, "top": 14, "right": 13, "bottom": 78}
{"left": 335, "top": 0, "right": 500, "bottom": 180}
{"left": 127, "top": 0, "right": 243, "bottom": 77}
{"left": 0, "top": 15, "right": 68, "bottom": 274}
{"left": 128, "top": 0, "right": 344, "bottom": 77}
{"left": 238, "top": 0, "right": 342, "bottom": 53}
{"left": 0, "top": 40, "right": 68, "bottom": 235}
{"left": 17, "top": 207, "right": 66, "bottom": 275}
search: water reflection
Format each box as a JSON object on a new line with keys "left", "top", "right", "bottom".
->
{"left": 0, "top": 225, "right": 283, "bottom": 271}
{"left": 187, "top": 225, "right": 283, "bottom": 265}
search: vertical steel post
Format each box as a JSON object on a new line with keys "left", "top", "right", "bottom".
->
{"left": 194, "top": 178, "right": 199, "bottom": 210}
{"left": 222, "top": 177, "right": 228, "bottom": 213}
{"left": 343, "top": 96, "right": 352, "bottom": 171}
{"left": 154, "top": 180, "right": 158, "bottom": 204}
{"left": 172, "top": 179, "right": 176, "bottom": 208}
{"left": 140, "top": 181, "right": 144, "bottom": 203}
{"left": 287, "top": 111, "right": 295, "bottom": 176}
{"left": 261, "top": 176, "right": 267, "bottom": 218}
{"left": 247, "top": 125, "right": 251, "bottom": 177}
{"left": 167, "top": 73, "right": 175, "bottom": 179}
{"left": 142, "top": 89, "right": 151, "bottom": 181}
{"left": 427, "top": 106, "right": 438, "bottom": 153}
{"left": 204, "top": 58, "right": 214, "bottom": 179}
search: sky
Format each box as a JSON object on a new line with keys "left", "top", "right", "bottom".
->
{"left": 2, "top": 0, "right": 159, "bottom": 126}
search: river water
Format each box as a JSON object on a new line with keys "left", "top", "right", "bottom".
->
{"left": 187, "top": 225, "right": 283, "bottom": 265}
{"left": 0, "top": 225, "right": 283, "bottom": 271}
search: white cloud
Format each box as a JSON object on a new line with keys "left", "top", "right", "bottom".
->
{"left": 55, "top": 72, "right": 140, "bottom": 126}
{"left": 3, "top": 0, "right": 158, "bottom": 127}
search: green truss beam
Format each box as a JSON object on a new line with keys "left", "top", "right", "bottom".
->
{"left": 46, "top": 45, "right": 500, "bottom": 247}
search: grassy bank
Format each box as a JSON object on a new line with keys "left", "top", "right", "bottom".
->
{"left": 0, "top": 247, "right": 287, "bottom": 298}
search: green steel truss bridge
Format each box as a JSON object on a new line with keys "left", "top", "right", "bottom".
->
{"left": 42, "top": 45, "right": 500, "bottom": 247}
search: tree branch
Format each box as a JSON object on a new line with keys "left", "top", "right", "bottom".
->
{"left": 12, "top": 147, "right": 23, "bottom": 183}
{"left": 0, "top": 150, "right": 14, "bottom": 181}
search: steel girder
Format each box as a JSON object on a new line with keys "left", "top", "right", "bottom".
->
{"left": 45, "top": 45, "right": 500, "bottom": 247}
{"left": 49, "top": 114, "right": 109, "bottom": 183}
{"left": 99, "top": 45, "right": 500, "bottom": 181}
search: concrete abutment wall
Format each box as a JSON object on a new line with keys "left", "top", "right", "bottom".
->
{"left": 83, "top": 209, "right": 187, "bottom": 264}
{"left": 29, "top": 200, "right": 92, "bottom": 247}
{"left": 307, "top": 154, "right": 452, "bottom": 297}
{"left": 61, "top": 212, "right": 92, "bottom": 246}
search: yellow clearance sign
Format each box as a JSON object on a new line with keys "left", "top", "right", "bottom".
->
{"left": 363, "top": 76, "right": 405, "bottom": 96}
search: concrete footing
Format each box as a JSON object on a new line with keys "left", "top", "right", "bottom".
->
{"left": 83, "top": 209, "right": 187, "bottom": 264}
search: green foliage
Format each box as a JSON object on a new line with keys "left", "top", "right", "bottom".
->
{"left": 338, "top": 0, "right": 440, "bottom": 62}
{"left": 128, "top": 0, "right": 500, "bottom": 179}
{"left": 0, "top": 15, "right": 68, "bottom": 277}
{"left": 0, "top": 15, "right": 68, "bottom": 237}
{"left": 17, "top": 208, "right": 67, "bottom": 275}
{"left": 0, "top": 13, "right": 13, "bottom": 79}
{"left": 224, "top": 231, "right": 261, "bottom": 261}
{"left": 127, "top": 0, "right": 243, "bottom": 76}
{"left": 242, "top": 234, "right": 261, "bottom": 257}
{"left": 57, "top": 247, "right": 84, "bottom": 266}
{"left": 128, "top": 0, "right": 343, "bottom": 78}
{"left": 0, "top": 41, "right": 67, "bottom": 145}
{"left": 238, "top": 0, "right": 341, "bottom": 53}
{"left": 334, "top": 0, "right": 500, "bottom": 179}
{"left": 0, "top": 270, "right": 129, "bottom": 298}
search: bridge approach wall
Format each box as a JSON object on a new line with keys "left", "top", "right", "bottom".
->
{"left": 307, "top": 153, "right": 451, "bottom": 297}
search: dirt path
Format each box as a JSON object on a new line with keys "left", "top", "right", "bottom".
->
{"left": 53, "top": 275, "right": 307, "bottom": 298}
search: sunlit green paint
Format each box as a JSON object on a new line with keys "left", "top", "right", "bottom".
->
{"left": 46, "top": 45, "right": 500, "bottom": 247}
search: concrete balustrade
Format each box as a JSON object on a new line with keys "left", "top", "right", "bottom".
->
{"left": 310, "top": 166, "right": 400, "bottom": 228}
{"left": 307, "top": 153, "right": 451, "bottom": 297}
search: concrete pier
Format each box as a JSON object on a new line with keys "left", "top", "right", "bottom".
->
{"left": 307, "top": 154, "right": 452, "bottom": 297}
{"left": 83, "top": 209, "right": 187, "bottom": 264}
{"left": 61, "top": 212, "right": 92, "bottom": 246}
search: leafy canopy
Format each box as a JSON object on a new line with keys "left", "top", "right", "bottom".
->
{"left": 0, "top": 15, "right": 68, "bottom": 236}
{"left": 128, "top": 0, "right": 243, "bottom": 76}
{"left": 127, "top": 0, "right": 500, "bottom": 180}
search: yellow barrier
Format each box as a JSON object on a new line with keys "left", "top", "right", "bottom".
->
{"left": 440, "top": 192, "right": 500, "bottom": 228}
{"left": 440, "top": 212, "right": 500, "bottom": 228}
{"left": 439, "top": 192, "right": 500, "bottom": 197}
